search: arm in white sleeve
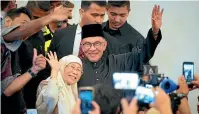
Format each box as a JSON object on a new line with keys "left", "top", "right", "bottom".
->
{"left": 36, "top": 79, "right": 59, "bottom": 114}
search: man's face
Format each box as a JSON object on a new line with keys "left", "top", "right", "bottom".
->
{"left": 81, "top": 37, "right": 107, "bottom": 62}
{"left": 4, "top": 13, "right": 30, "bottom": 27}
{"left": 107, "top": 6, "right": 129, "bottom": 30}
{"left": 80, "top": 3, "right": 106, "bottom": 26}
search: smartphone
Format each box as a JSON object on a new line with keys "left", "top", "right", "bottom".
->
{"left": 183, "top": 62, "right": 194, "bottom": 84}
{"left": 135, "top": 86, "right": 155, "bottom": 105}
{"left": 113, "top": 73, "right": 140, "bottom": 90}
{"left": 79, "top": 87, "right": 94, "bottom": 114}
{"left": 27, "top": 109, "right": 37, "bottom": 114}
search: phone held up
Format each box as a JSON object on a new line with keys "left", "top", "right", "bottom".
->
{"left": 79, "top": 87, "right": 94, "bottom": 114}
{"left": 183, "top": 62, "right": 194, "bottom": 87}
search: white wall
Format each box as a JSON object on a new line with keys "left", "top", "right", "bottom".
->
{"left": 17, "top": 1, "right": 199, "bottom": 113}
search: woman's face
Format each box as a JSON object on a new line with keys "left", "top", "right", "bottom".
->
{"left": 63, "top": 62, "right": 83, "bottom": 85}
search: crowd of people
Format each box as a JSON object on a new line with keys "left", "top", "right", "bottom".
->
{"left": 1, "top": 1, "right": 199, "bottom": 114}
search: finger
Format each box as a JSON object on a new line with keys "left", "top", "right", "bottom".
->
{"left": 37, "top": 55, "right": 45, "bottom": 60}
{"left": 121, "top": 98, "right": 128, "bottom": 110}
{"left": 129, "top": 98, "right": 137, "bottom": 107}
{"left": 151, "top": 5, "right": 156, "bottom": 18}
{"left": 50, "top": 51, "right": 54, "bottom": 59}
{"left": 157, "top": 5, "right": 160, "bottom": 15}
{"left": 152, "top": 5, "right": 156, "bottom": 17}
{"left": 35, "top": 57, "right": 45, "bottom": 62}
{"left": 154, "top": 4, "right": 158, "bottom": 15}
{"left": 50, "top": 51, "right": 55, "bottom": 59}
{"left": 35, "top": 60, "right": 46, "bottom": 65}
{"left": 54, "top": 52, "right": 58, "bottom": 60}
{"left": 33, "top": 48, "right": 37, "bottom": 60}
{"left": 35, "top": 61, "right": 46, "bottom": 66}
{"left": 129, "top": 98, "right": 138, "bottom": 112}
{"left": 35, "top": 63, "right": 46, "bottom": 68}
{"left": 36, "top": 57, "right": 45, "bottom": 62}
{"left": 178, "top": 76, "right": 182, "bottom": 84}
{"left": 45, "top": 57, "right": 50, "bottom": 63}
{"left": 77, "top": 98, "right": 81, "bottom": 106}
{"left": 35, "top": 58, "right": 46, "bottom": 63}
{"left": 47, "top": 53, "right": 51, "bottom": 59}
{"left": 92, "top": 101, "right": 100, "bottom": 111}
{"left": 72, "top": 98, "right": 81, "bottom": 114}
{"left": 161, "top": 8, "right": 164, "bottom": 16}
{"left": 181, "top": 76, "right": 186, "bottom": 83}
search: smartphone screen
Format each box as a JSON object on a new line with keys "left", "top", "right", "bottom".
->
{"left": 27, "top": 109, "right": 37, "bottom": 114}
{"left": 183, "top": 62, "right": 194, "bottom": 84}
{"left": 113, "top": 73, "right": 139, "bottom": 90}
{"left": 79, "top": 90, "right": 93, "bottom": 114}
{"left": 136, "top": 86, "right": 155, "bottom": 104}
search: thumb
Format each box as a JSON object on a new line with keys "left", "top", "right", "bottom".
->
{"left": 33, "top": 48, "right": 37, "bottom": 60}
{"left": 121, "top": 98, "right": 128, "bottom": 110}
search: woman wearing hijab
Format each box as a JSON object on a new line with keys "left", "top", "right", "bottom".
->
{"left": 36, "top": 51, "right": 83, "bottom": 114}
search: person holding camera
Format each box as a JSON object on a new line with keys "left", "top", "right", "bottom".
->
{"left": 176, "top": 76, "right": 191, "bottom": 114}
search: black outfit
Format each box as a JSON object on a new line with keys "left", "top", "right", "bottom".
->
{"left": 1, "top": 91, "right": 26, "bottom": 114}
{"left": 102, "top": 21, "right": 145, "bottom": 48}
{"left": 78, "top": 30, "right": 162, "bottom": 87}
{"left": 17, "top": 31, "right": 47, "bottom": 108}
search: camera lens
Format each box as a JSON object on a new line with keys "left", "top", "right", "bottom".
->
{"left": 164, "top": 82, "right": 170, "bottom": 89}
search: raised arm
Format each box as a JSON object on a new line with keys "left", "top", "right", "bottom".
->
{"left": 3, "top": 49, "right": 46, "bottom": 96}
{"left": 3, "top": 6, "right": 72, "bottom": 42}
{"left": 112, "top": 5, "right": 163, "bottom": 74}
{"left": 36, "top": 51, "right": 61, "bottom": 114}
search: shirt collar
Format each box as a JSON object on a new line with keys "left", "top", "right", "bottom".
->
{"left": 1, "top": 11, "right": 6, "bottom": 19}
{"left": 76, "top": 24, "right": 82, "bottom": 34}
{"left": 103, "top": 21, "right": 129, "bottom": 35}
{"left": 84, "top": 57, "right": 105, "bottom": 68}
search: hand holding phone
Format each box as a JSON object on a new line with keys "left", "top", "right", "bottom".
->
{"left": 135, "top": 86, "right": 155, "bottom": 105}
{"left": 183, "top": 62, "right": 194, "bottom": 85}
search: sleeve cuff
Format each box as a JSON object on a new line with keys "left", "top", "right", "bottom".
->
{"left": 148, "top": 28, "right": 162, "bottom": 44}
{"left": 1, "top": 25, "right": 22, "bottom": 52}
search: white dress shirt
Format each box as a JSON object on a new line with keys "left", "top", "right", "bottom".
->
{"left": 72, "top": 24, "right": 82, "bottom": 56}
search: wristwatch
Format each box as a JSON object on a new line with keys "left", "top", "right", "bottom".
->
{"left": 177, "top": 93, "right": 187, "bottom": 100}
{"left": 27, "top": 68, "right": 37, "bottom": 77}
